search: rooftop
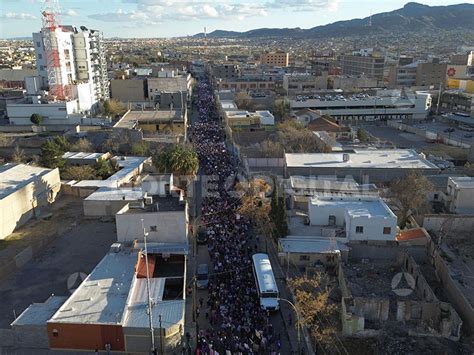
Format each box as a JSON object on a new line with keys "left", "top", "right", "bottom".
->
{"left": 116, "top": 110, "right": 184, "bottom": 129}
{"left": 11, "top": 296, "right": 67, "bottom": 327}
{"left": 147, "top": 76, "right": 188, "bottom": 92}
{"left": 279, "top": 236, "right": 349, "bottom": 254}
{"left": 285, "top": 149, "right": 438, "bottom": 170}
{"left": 310, "top": 196, "right": 396, "bottom": 219}
{"left": 63, "top": 152, "right": 108, "bottom": 161}
{"left": 449, "top": 176, "right": 474, "bottom": 189}
{"left": 85, "top": 187, "right": 145, "bottom": 201}
{"left": 49, "top": 251, "right": 137, "bottom": 325}
{"left": 290, "top": 176, "right": 378, "bottom": 194}
{"left": 0, "top": 163, "right": 57, "bottom": 200}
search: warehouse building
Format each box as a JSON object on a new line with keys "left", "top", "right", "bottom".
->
{"left": 0, "top": 164, "right": 60, "bottom": 239}
{"left": 285, "top": 149, "right": 439, "bottom": 183}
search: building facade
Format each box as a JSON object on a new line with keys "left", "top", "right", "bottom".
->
{"left": 260, "top": 51, "right": 289, "bottom": 67}
{"left": 338, "top": 54, "right": 384, "bottom": 82}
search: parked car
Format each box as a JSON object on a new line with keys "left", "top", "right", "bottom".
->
{"left": 196, "top": 264, "right": 209, "bottom": 289}
{"left": 443, "top": 128, "right": 455, "bottom": 133}
{"left": 464, "top": 134, "right": 473, "bottom": 138}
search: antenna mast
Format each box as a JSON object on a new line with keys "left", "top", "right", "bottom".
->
{"left": 42, "top": 0, "right": 70, "bottom": 101}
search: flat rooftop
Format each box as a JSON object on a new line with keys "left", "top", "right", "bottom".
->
{"left": 63, "top": 152, "right": 107, "bottom": 160}
{"left": 116, "top": 110, "right": 183, "bottom": 129}
{"left": 449, "top": 176, "right": 474, "bottom": 189}
{"left": 290, "top": 176, "right": 378, "bottom": 193}
{"left": 285, "top": 149, "right": 438, "bottom": 170}
{"left": 0, "top": 163, "right": 56, "bottom": 200}
{"left": 49, "top": 251, "right": 137, "bottom": 325}
{"left": 109, "top": 156, "right": 150, "bottom": 183}
{"left": 147, "top": 76, "right": 188, "bottom": 92}
{"left": 279, "top": 236, "right": 349, "bottom": 254}
{"left": 310, "top": 196, "right": 396, "bottom": 219}
{"left": 85, "top": 187, "right": 145, "bottom": 201}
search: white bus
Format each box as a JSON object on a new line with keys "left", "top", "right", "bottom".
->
{"left": 252, "top": 253, "right": 280, "bottom": 311}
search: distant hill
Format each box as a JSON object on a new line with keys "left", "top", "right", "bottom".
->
{"left": 193, "top": 2, "right": 474, "bottom": 39}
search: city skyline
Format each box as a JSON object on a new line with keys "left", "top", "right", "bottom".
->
{"left": 0, "top": 0, "right": 471, "bottom": 39}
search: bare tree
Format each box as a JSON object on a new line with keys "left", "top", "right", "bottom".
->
{"left": 388, "top": 171, "right": 434, "bottom": 228}
{"left": 234, "top": 92, "right": 255, "bottom": 110}
{"left": 70, "top": 138, "right": 94, "bottom": 152}
{"left": 11, "top": 145, "right": 26, "bottom": 163}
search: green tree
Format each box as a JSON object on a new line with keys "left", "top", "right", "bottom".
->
{"left": 357, "top": 128, "right": 369, "bottom": 142}
{"left": 52, "top": 136, "right": 70, "bottom": 152}
{"left": 94, "top": 159, "right": 119, "bottom": 179}
{"left": 40, "top": 140, "right": 66, "bottom": 169}
{"left": 30, "top": 113, "right": 43, "bottom": 125}
{"left": 153, "top": 144, "right": 199, "bottom": 177}
{"left": 131, "top": 141, "right": 150, "bottom": 156}
{"left": 272, "top": 98, "right": 290, "bottom": 121}
{"left": 464, "top": 162, "right": 474, "bottom": 177}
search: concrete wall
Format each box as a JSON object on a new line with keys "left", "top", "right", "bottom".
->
{"left": 423, "top": 214, "right": 474, "bottom": 234}
{"left": 0, "top": 168, "right": 60, "bottom": 240}
{"left": 110, "top": 79, "right": 146, "bottom": 103}
{"left": 285, "top": 166, "right": 439, "bottom": 183}
{"left": 427, "top": 237, "right": 474, "bottom": 333}
{"left": 345, "top": 213, "right": 397, "bottom": 241}
{"left": 83, "top": 199, "right": 134, "bottom": 217}
{"left": 116, "top": 206, "right": 186, "bottom": 244}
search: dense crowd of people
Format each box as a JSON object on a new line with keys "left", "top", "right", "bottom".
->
{"left": 190, "top": 78, "right": 281, "bottom": 354}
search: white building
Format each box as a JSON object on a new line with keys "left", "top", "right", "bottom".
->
{"left": 0, "top": 164, "right": 60, "bottom": 239}
{"left": 8, "top": 25, "right": 109, "bottom": 125}
{"left": 285, "top": 149, "right": 439, "bottom": 183}
{"left": 308, "top": 196, "right": 398, "bottom": 241}
{"left": 446, "top": 177, "right": 474, "bottom": 214}
{"left": 290, "top": 90, "right": 432, "bottom": 120}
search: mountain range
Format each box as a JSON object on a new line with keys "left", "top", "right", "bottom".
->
{"left": 193, "top": 2, "right": 474, "bottom": 39}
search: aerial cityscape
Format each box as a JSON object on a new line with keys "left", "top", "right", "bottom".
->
{"left": 1, "top": 0, "right": 474, "bottom": 354}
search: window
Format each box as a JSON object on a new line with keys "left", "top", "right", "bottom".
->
{"left": 299, "top": 255, "right": 310, "bottom": 261}
{"left": 52, "top": 329, "right": 59, "bottom": 337}
{"left": 150, "top": 225, "right": 157, "bottom": 232}
{"left": 356, "top": 226, "right": 364, "bottom": 234}
{"left": 383, "top": 227, "right": 391, "bottom": 235}
{"left": 38, "top": 54, "right": 42, "bottom": 59}
{"left": 36, "top": 41, "right": 41, "bottom": 47}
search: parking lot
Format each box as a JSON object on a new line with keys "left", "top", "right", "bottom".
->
{"left": 0, "top": 206, "right": 116, "bottom": 329}
{"left": 411, "top": 119, "right": 474, "bottom": 145}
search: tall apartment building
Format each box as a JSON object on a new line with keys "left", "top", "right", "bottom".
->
{"left": 338, "top": 54, "right": 384, "bottom": 82}
{"left": 260, "top": 51, "right": 289, "bottom": 67}
{"left": 415, "top": 62, "right": 447, "bottom": 87}
{"left": 33, "top": 25, "right": 109, "bottom": 105}
{"left": 212, "top": 63, "right": 241, "bottom": 80}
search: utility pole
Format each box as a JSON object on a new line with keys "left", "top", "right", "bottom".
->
{"left": 436, "top": 81, "right": 443, "bottom": 116}
{"left": 159, "top": 314, "right": 164, "bottom": 355}
{"left": 141, "top": 219, "right": 155, "bottom": 354}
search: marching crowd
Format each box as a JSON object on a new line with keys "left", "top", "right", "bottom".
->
{"left": 190, "top": 78, "right": 282, "bottom": 354}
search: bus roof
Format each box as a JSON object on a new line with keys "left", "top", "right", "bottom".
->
{"left": 252, "top": 253, "right": 278, "bottom": 293}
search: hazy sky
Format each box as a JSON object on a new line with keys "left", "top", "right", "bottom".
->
{"left": 0, "top": 0, "right": 472, "bottom": 38}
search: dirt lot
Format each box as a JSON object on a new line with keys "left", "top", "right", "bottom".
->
{"left": 0, "top": 196, "right": 117, "bottom": 328}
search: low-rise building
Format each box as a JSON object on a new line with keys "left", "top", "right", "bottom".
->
{"left": 283, "top": 73, "right": 328, "bottom": 95}
{"left": 446, "top": 176, "right": 474, "bottom": 214}
{"left": 147, "top": 75, "right": 191, "bottom": 109}
{"left": 308, "top": 196, "right": 398, "bottom": 241}
{"left": 290, "top": 90, "right": 433, "bottom": 121}
{"left": 110, "top": 78, "right": 147, "bottom": 104}
{"left": 46, "top": 245, "right": 187, "bottom": 353}
{"left": 62, "top": 151, "right": 110, "bottom": 166}
{"left": 285, "top": 149, "right": 439, "bottom": 183}
{"left": 0, "top": 163, "right": 60, "bottom": 240}
{"left": 224, "top": 110, "right": 274, "bottom": 128}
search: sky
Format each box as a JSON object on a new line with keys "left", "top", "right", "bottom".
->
{"left": 0, "top": 0, "right": 472, "bottom": 39}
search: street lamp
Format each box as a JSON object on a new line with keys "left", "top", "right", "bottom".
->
{"left": 279, "top": 297, "right": 301, "bottom": 354}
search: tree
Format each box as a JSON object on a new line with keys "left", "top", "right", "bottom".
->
{"left": 259, "top": 139, "right": 284, "bottom": 158}
{"left": 131, "top": 141, "right": 150, "bottom": 156}
{"left": 61, "top": 165, "right": 97, "bottom": 180}
{"left": 101, "top": 138, "right": 120, "bottom": 154}
{"left": 269, "top": 178, "right": 288, "bottom": 238}
{"left": 30, "top": 113, "right": 43, "bottom": 125}
{"left": 52, "top": 136, "right": 70, "bottom": 152}
{"left": 288, "top": 274, "right": 339, "bottom": 353}
{"left": 277, "top": 119, "right": 329, "bottom": 153}
{"left": 153, "top": 144, "right": 199, "bottom": 177}
{"left": 103, "top": 99, "right": 127, "bottom": 117}
{"left": 234, "top": 92, "right": 255, "bottom": 110}
{"left": 70, "top": 138, "right": 94, "bottom": 152}
{"left": 272, "top": 98, "right": 290, "bottom": 121}
{"left": 236, "top": 178, "right": 271, "bottom": 232}
{"left": 357, "top": 128, "right": 369, "bottom": 142}
{"left": 94, "top": 159, "right": 119, "bottom": 179}
{"left": 388, "top": 171, "right": 434, "bottom": 228}
{"left": 464, "top": 162, "right": 474, "bottom": 177}
{"left": 11, "top": 145, "right": 26, "bottom": 163}
{"left": 40, "top": 140, "right": 66, "bottom": 169}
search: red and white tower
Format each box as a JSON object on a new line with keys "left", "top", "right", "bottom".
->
{"left": 41, "top": 0, "right": 71, "bottom": 101}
